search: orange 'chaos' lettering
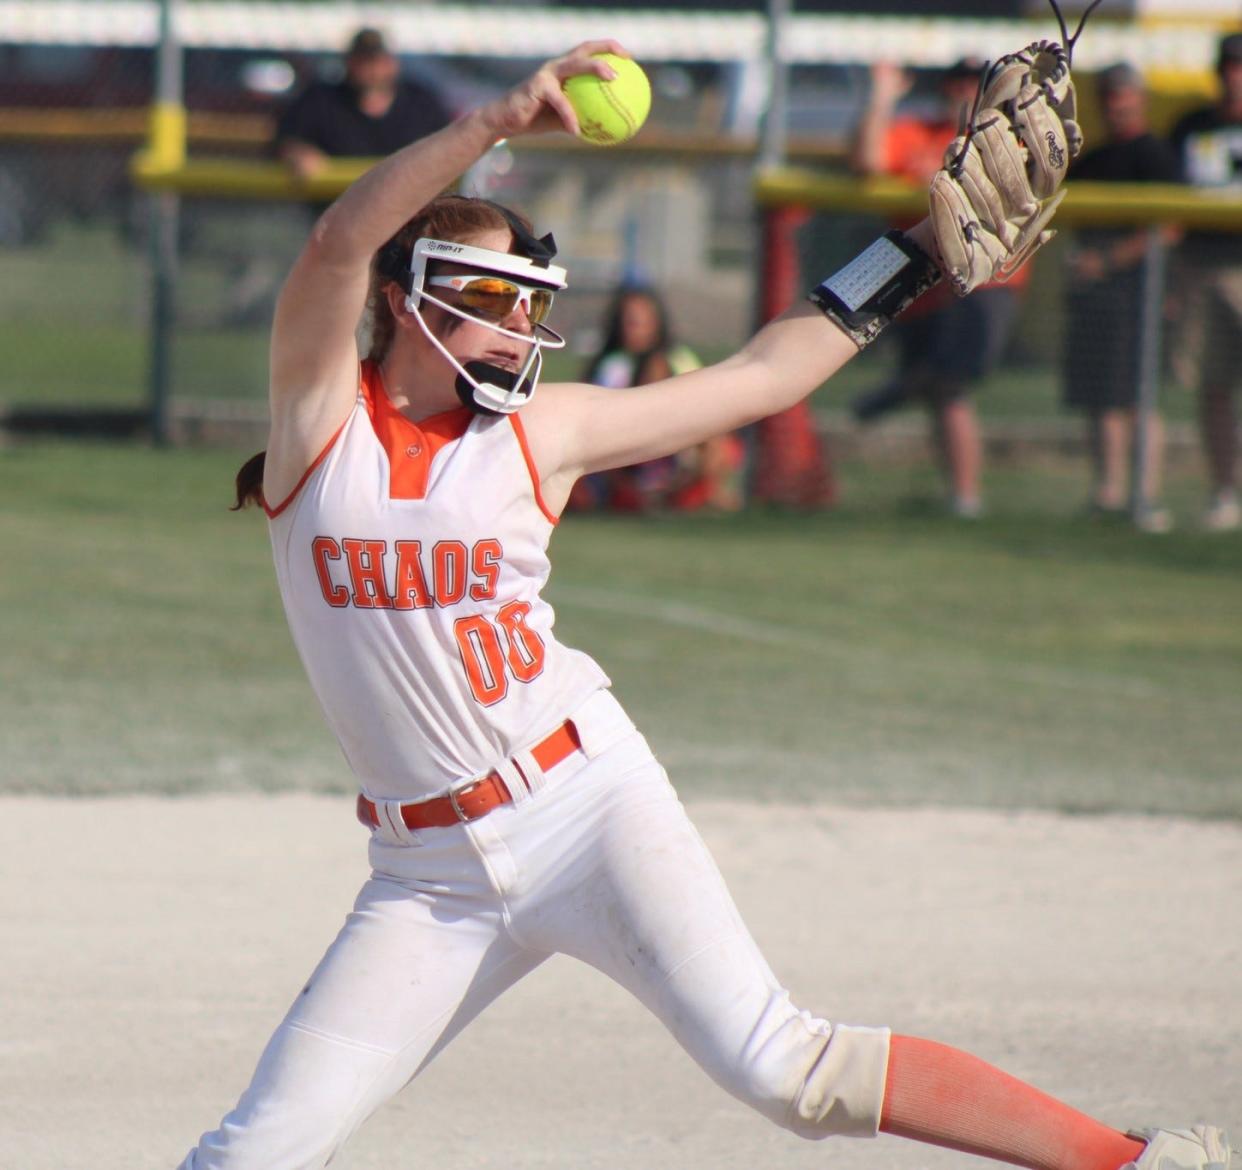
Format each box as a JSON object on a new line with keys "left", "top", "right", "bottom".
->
{"left": 311, "top": 536, "right": 506, "bottom": 611}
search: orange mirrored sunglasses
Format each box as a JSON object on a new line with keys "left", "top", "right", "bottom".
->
{"left": 425, "top": 274, "right": 555, "bottom": 326}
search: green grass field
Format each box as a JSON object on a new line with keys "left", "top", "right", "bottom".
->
{"left": 3, "top": 440, "right": 1238, "bottom": 817}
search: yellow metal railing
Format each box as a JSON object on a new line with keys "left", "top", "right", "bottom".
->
{"left": 125, "top": 149, "right": 1242, "bottom": 230}
{"left": 754, "top": 170, "right": 1242, "bottom": 231}
{"left": 111, "top": 93, "right": 1242, "bottom": 229}
{"left": 0, "top": 106, "right": 270, "bottom": 145}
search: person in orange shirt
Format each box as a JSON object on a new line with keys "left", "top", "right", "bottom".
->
{"left": 851, "top": 58, "right": 1030, "bottom": 518}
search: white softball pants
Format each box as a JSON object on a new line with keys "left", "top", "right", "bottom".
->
{"left": 179, "top": 692, "right": 890, "bottom": 1170}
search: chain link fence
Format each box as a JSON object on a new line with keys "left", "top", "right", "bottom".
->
{"left": 0, "top": 35, "right": 1234, "bottom": 471}
{"left": 1, "top": 39, "right": 773, "bottom": 439}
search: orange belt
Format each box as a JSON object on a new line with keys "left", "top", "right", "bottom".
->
{"left": 356, "top": 720, "right": 582, "bottom": 832}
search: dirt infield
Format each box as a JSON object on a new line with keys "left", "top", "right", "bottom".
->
{"left": 2, "top": 795, "right": 1238, "bottom": 1170}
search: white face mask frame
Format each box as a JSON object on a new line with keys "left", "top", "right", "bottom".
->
{"left": 403, "top": 238, "right": 569, "bottom": 415}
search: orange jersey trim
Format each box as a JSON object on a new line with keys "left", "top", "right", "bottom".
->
{"left": 264, "top": 415, "right": 351, "bottom": 519}
{"left": 509, "top": 412, "right": 558, "bottom": 526}
{"left": 362, "top": 361, "right": 473, "bottom": 501}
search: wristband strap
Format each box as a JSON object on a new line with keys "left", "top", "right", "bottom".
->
{"left": 808, "top": 231, "right": 942, "bottom": 349}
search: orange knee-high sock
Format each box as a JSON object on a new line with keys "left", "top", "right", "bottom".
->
{"left": 880, "top": 1036, "right": 1147, "bottom": 1170}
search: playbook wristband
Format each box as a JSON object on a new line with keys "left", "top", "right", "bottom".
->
{"left": 808, "top": 230, "right": 943, "bottom": 350}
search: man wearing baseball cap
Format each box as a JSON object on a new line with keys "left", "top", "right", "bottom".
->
{"left": 1062, "top": 62, "right": 1179, "bottom": 531}
{"left": 1168, "top": 30, "right": 1242, "bottom": 531}
{"left": 204, "top": 28, "right": 457, "bottom": 327}
{"left": 275, "top": 27, "right": 454, "bottom": 180}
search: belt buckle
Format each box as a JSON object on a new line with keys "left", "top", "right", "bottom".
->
{"left": 448, "top": 778, "right": 484, "bottom": 823}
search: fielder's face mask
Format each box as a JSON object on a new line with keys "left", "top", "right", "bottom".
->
{"left": 395, "top": 222, "right": 568, "bottom": 416}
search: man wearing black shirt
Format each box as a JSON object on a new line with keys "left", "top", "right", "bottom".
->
{"left": 1168, "top": 32, "right": 1242, "bottom": 532}
{"left": 215, "top": 28, "right": 456, "bottom": 327}
{"left": 275, "top": 28, "right": 454, "bottom": 180}
{"left": 220, "top": 29, "right": 456, "bottom": 327}
{"left": 1063, "top": 63, "right": 1179, "bottom": 531}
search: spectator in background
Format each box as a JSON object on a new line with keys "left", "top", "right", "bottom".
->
{"left": 574, "top": 286, "right": 744, "bottom": 513}
{"left": 1167, "top": 31, "right": 1242, "bottom": 532}
{"left": 223, "top": 28, "right": 456, "bottom": 327}
{"left": 275, "top": 28, "right": 454, "bottom": 180}
{"left": 850, "top": 58, "right": 1028, "bottom": 519}
{"left": 1062, "top": 63, "right": 1180, "bottom": 533}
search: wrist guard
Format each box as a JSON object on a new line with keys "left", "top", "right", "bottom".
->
{"left": 808, "top": 231, "right": 942, "bottom": 349}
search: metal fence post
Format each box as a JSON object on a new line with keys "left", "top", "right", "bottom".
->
{"left": 759, "top": 0, "right": 790, "bottom": 173}
{"left": 748, "top": 0, "right": 835, "bottom": 507}
{"left": 147, "top": 0, "right": 183, "bottom": 446}
{"left": 1131, "top": 225, "right": 1168, "bottom": 525}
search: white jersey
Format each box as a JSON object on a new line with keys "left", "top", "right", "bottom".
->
{"left": 266, "top": 361, "right": 610, "bottom": 801}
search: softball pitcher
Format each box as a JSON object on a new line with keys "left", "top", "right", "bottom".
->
{"left": 179, "top": 38, "right": 1232, "bottom": 1170}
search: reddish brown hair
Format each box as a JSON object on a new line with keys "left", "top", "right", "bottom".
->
{"left": 232, "top": 195, "right": 532, "bottom": 511}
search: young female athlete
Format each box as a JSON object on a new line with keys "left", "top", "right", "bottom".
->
{"left": 181, "top": 40, "right": 1231, "bottom": 1170}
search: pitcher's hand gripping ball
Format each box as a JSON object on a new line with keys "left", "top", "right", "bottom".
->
{"left": 929, "top": 40, "right": 1082, "bottom": 295}
{"left": 563, "top": 52, "right": 651, "bottom": 145}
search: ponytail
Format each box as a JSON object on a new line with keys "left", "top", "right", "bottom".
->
{"left": 231, "top": 450, "right": 266, "bottom": 511}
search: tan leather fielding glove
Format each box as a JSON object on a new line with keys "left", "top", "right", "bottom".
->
{"left": 929, "top": 41, "right": 1081, "bottom": 295}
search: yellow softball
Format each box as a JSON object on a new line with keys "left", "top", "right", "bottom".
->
{"left": 563, "top": 53, "right": 652, "bottom": 146}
